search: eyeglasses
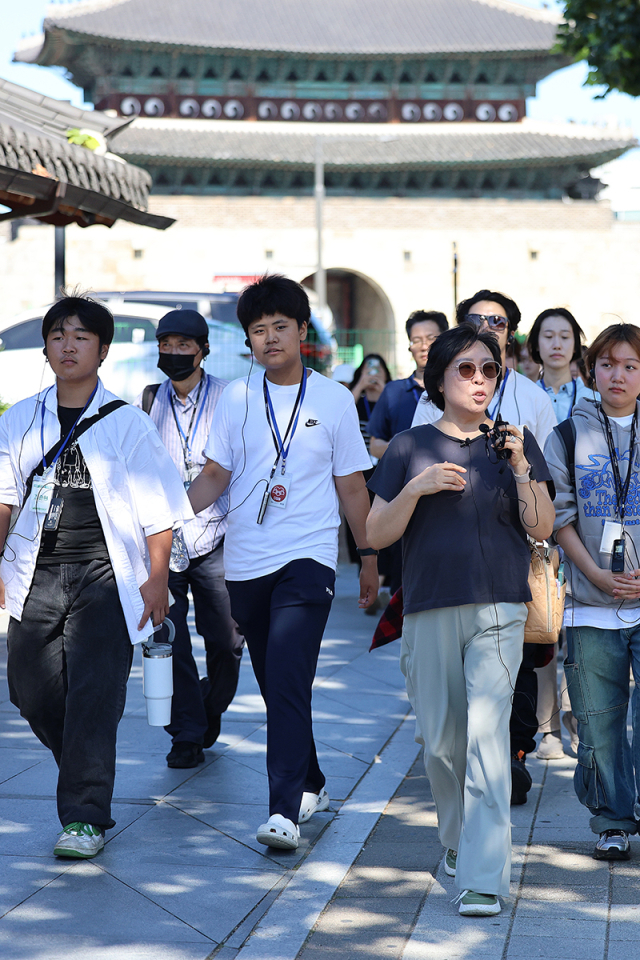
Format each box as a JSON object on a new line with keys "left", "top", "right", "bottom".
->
{"left": 451, "top": 360, "right": 501, "bottom": 380}
{"left": 410, "top": 336, "right": 438, "bottom": 346}
{"left": 465, "top": 313, "right": 508, "bottom": 332}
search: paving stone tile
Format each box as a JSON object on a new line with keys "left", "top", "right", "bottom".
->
{"left": 0, "top": 857, "right": 76, "bottom": 917}
{"left": 0, "top": 935, "right": 211, "bottom": 960}
{"left": 504, "top": 935, "right": 605, "bottom": 959}
{"left": 101, "top": 862, "right": 283, "bottom": 943}
{"left": 102, "top": 802, "right": 271, "bottom": 869}
{"left": 0, "top": 861, "right": 212, "bottom": 943}
{"left": 164, "top": 754, "right": 268, "bottom": 806}
{"left": 0, "top": 748, "right": 49, "bottom": 785}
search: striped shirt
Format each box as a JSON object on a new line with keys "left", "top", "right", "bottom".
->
{"left": 135, "top": 373, "right": 228, "bottom": 558}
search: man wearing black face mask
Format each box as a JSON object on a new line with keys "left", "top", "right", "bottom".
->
{"left": 135, "top": 310, "right": 243, "bottom": 768}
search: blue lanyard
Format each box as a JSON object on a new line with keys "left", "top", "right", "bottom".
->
{"left": 169, "top": 376, "right": 209, "bottom": 465}
{"left": 40, "top": 384, "right": 98, "bottom": 472}
{"left": 410, "top": 377, "right": 422, "bottom": 404}
{"left": 263, "top": 368, "right": 307, "bottom": 474}
{"left": 539, "top": 377, "right": 577, "bottom": 417}
{"left": 362, "top": 395, "right": 372, "bottom": 420}
{"left": 488, "top": 367, "right": 509, "bottom": 420}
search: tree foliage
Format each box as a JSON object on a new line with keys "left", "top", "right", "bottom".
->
{"left": 556, "top": 0, "right": 640, "bottom": 98}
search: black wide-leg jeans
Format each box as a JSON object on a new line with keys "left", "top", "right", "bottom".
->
{"left": 7, "top": 559, "right": 133, "bottom": 830}
{"left": 226, "top": 559, "right": 335, "bottom": 825}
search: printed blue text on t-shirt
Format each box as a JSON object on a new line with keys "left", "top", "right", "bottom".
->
{"left": 577, "top": 448, "right": 640, "bottom": 524}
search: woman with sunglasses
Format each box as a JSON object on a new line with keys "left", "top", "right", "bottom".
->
{"left": 367, "top": 324, "right": 554, "bottom": 916}
{"left": 412, "top": 290, "right": 557, "bottom": 806}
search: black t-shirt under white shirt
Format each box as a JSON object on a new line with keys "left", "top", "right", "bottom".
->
{"left": 37, "top": 406, "right": 109, "bottom": 565}
{"left": 368, "top": 424, "right": 552, "bottom": 615}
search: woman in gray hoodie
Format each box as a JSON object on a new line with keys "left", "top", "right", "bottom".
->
{"left": 544, "top": 323, "right": 640, "bottom": 863}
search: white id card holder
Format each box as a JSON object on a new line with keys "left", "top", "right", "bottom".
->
{"left": 268, "top": 475, "right": 292, "bottom": 510}
{"left": 184, "top": 464, "right": 201, "bottom": 491}
{"left": 600, "top": 519, "right": 623, "bottom": 554}
{"left": 29, "top": 471, "right": 54, "bottom": 515}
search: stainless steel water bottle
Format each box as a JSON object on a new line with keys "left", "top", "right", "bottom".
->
{"left": 142, "top": 618, "right": 176, "bottom": 726}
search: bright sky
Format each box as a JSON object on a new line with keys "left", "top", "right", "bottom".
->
{"left": 2, "top": 0, "right": 639, "bottom": 206}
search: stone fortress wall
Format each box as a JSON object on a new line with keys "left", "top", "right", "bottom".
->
{"left": 1, "top": 194, "right": 638, "bottom": 377}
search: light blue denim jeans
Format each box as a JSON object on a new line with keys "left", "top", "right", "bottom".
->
{"left": 565, "top": 624, "right": 640, "bottom": 835}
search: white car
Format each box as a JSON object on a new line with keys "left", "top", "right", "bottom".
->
{"left": 0, "top": 302, "right": 253, "bottom": 405}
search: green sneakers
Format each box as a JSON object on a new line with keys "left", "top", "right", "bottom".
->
{"left": 53, "top": 822, "right": 105, "bottom": 859}
{"left": 444, "top": 849, "right": 457, "bottom": 876}
{"left": 457, "top": 889, "right": 501, "bottom": 916}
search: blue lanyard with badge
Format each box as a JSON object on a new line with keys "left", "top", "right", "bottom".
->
{"left": 31, "top": 385, "right": 98, "bottom": 530}
{"left": 169, "top": 376, "right": 209, "bottom": 489}
{"left": 257, "top": 368, "right": 307, "bottom": 523}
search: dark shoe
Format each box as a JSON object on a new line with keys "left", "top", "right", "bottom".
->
{"left": 593, "top": 829, "right": 631, "bottom": 861}
{"left": 166, "top": 741, "right": 205, "bottom": 768}
{"left": 511, "top": 750, "right": 532, "bottom": 805}
{"left": 199, "top": 677, "right": 222, "bottom": 749}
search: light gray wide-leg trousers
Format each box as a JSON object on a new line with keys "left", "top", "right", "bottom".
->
{"left": 400, "top": 602, "right": 526, "bottom": 896}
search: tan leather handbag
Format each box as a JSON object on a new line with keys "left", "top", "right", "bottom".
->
{"left": 524, "top": 540, "right": 566, "bottom": 643}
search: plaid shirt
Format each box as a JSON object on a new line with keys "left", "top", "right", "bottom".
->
{"left": 370, "top": 587, "right": 403, "bottom": 650}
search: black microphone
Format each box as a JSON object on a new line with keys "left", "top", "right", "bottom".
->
{"left": 479, "top": 424, "right": 490, "bottom": 434}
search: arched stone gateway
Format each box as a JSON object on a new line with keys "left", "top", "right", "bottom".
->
{"left": 302, "top": 268, "right": 397, "bottom": 374}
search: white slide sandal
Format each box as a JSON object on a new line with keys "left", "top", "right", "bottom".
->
{"left": 298, "top": 788, "right": 330, "bottom": 824}
{"left": 256, "top": 814, "right": 300, "bottom": 850}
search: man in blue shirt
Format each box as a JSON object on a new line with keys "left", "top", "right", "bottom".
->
{"left": 369, "top": 310, "right": 448, "bottom": 460}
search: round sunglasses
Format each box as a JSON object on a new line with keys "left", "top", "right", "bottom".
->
{"left": 465, "top": 313, "right": 508, "bottom": 332}
{"left": 451, "top": 360, "right": 501, "bottom": 380}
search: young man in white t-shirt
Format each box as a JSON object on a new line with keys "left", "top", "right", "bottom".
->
{"left": 188, "top": 275, "right": 377, "bottom": 850}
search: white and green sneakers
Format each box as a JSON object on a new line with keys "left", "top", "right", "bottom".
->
{"left": 457, "top": 889, "right": 501, "bottom": 916}
{"left": 53, "top": 822, "right": 105, "bottom": 859}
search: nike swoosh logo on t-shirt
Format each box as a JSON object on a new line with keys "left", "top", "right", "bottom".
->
{"left": 305, "top": 419, "right": 320, "bottom": 427}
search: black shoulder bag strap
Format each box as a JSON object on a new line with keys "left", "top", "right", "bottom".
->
{"left": 141, "top": 383, "right": 161, "bottom": 415}
{"left": 554, "top": 418, "right": 577, "bottom": 489}
{"left": 24, "top": 399, "right": 127, "bottom": 503}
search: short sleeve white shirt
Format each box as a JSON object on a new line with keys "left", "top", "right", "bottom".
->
{"left": 0, "top": 380, "right": 193, "bottom": 644}
{"left": 204, "top": 370, "right": 371, "bottom": 580}
{"left": 411, "top": 368, "right": 557, "bottom": 448}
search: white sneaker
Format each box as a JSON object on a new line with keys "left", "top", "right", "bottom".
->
{"left": 54, "top": 822, "right": 105, "bottom": 859}
{"left": 593, "top": 829, "right": 631, "bottom": 861}
{"left": 256, "top": 814, "right": 300, "bottom": 850}
{"left": 298, "top": 788, "right": 330, "bottom": 824}
{"left": 535, "top": 731, "right": 565, "bottom": 760}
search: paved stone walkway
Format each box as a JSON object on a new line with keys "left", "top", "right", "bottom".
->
{"left": 0, "top": 566, "right": 639, "bottom": 959}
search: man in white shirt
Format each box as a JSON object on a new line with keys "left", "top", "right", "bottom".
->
{"left": 411, "top": 289, "right": 556, "bottom": 807}
{"left": 188, "top": 275, "right": 378, "bottom": 851}
{"left": 0, "top": 295, "right": 191, "bottom": 860}
{"left": 136, "top": 310, "right": 243, "bottom": 770}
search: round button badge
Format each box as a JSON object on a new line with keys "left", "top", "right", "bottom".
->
{"left": 270, "top": 484, "right": 287, "bottom": 503}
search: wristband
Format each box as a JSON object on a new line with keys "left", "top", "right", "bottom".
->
{"left": 356, "top": 547, "right": 379, "bottom": 556}
{"left": 512, "top": 465, "right": 532, "bottom": 483}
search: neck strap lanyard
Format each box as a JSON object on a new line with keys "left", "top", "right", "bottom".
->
{"left": 539, "top": 377, "right": 577, "bottom": 416}
{"left": 263, "top": 367, "right": 307, "bottom": 476}
{"left": 488, "top": 367, "right": 510, "bottom": 420}
{"left": 40, "top": 384, "right": 98, "bottom": 472}
{"left": 362, "top": 394, "right": 372, "bottom": 419}
{"left": 601, "top": 407, "right": 638, "bottom": 524}
{"left": 410, "top": 376, "right": 422, "bottom": 404}
{"left": 169, "top": 376, "right": 208, "bottom": 468}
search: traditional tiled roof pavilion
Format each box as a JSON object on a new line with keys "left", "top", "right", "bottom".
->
{"left": 16, "top": 0, "right": 635, "bottom": 199}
